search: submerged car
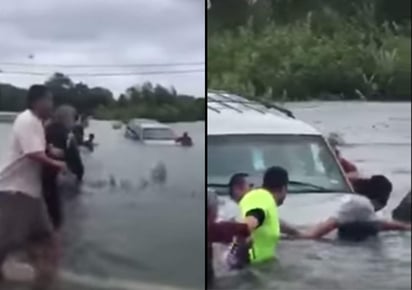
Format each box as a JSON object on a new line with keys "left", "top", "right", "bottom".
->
{"left": 125, "top": 119, "right": 177, "bottom": 145}
{"left": 207, "top": 90, "right": 354, "bottom": 226}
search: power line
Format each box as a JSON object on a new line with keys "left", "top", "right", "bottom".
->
{"left": 0, "top": 69, "right": 204, "bottom": 77}
{"left": 0, "top": 61, "right": 205, "bottom": 68}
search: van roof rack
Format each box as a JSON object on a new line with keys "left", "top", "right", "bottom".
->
{"left": 207, "top": 90, "right": 295, "bottom": 119}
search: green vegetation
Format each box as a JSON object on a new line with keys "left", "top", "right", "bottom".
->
{"left": 94, "top": 83, "right": 205, "bottom": 123}
{"left": 0, "top": 73, "right": 204, "bottom": 122}
{"left": 208, "top": 0, "right": 411, "bottom": 101}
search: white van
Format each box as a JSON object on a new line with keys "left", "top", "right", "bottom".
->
{"left": 125, "top": 119, "right": 176, "bottom": 145}
{"left": 207, "top": 90, "right": 354, "bottom": 225}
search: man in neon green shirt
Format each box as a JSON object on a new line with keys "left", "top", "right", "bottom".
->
{"left": 240, "top": 166, "right": 289, "bottom": 263}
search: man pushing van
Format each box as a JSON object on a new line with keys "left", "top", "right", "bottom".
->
{"left": 0, "top": 85, "right": 66, "bottom": 288}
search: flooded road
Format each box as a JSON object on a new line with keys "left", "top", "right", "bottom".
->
{"left": 214, "top": 102, "right": 411, "bottom": 290}
{"left": 0, "top": 121, "right": 205, "bottom": 290}
{"left": 0, "top": 101, "right": 410, "bottom": 290}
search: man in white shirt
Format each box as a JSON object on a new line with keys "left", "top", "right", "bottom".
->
{"left": 0, "top": 85, "right": 66, "bottom": 286}
{"left": 302, "top": 175, "right": 411, "bottom": 240}
{"left": 217, "top": 173, "right": 250, "bottom": 222}
{"left": 215, "top": 173, "right": 251, "bottom": 273}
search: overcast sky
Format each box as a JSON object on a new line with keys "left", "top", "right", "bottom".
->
{"left": 0, "top": 0, "right": 205, "bottom": 97}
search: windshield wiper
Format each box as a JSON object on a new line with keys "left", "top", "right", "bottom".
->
{"left": 208, "top": 181, "right": 338, "bottom": 193}
{"left": 288, "top": 180, "right": 335, "bottom": 192}
{"left": 207, "top": 183, "right": 230, "bottom": 196}
{"left": 207, "top": 183, "right": 228, "bottom": 188}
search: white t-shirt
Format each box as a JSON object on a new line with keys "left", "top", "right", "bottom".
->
{"left": 217, "top": 197, "right": 242, "bottom": 223}
{"left": 333, "top": 194, "right": 378, "bottom": 224}
{"left": 0, "top": 110, "right": 46, "bottom": 198}
{"left": 214, "top": 198, "right": 244, "bottom": 274}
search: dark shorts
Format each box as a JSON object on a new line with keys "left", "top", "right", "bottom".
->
{"left": 0, "top": 191, "right": 53, "bottom": 261}
{"left": 42, "top": 170, "right": 63, "bottom": 229}
{"left": 43, "top": 187, "right": 63, "bottom": 230}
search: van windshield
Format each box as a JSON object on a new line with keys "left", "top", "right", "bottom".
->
{"left": 143, "top": 128, "right": 175, "bottom": 140}
{"left": 207, "top": 134, "right": 351, "bottom": 193}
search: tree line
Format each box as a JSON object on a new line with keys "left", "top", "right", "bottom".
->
{"left": 208, "top": 0, "right": 410, "bottom": 32}
{"left": 0, "top": 73, "right": 205, "bottom": 123}
{"left": 208, "top": 0, "right": 411, "bottom": 101}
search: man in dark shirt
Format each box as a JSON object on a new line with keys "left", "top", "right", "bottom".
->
{"left": 83, "top": 133, "right": 95, "bottom": 152}
{"left": 175, "top": 132, "right": 193, "bottom": 147}
{"left": 72, "top": 115, "right": 86, "bottom": 145}
{"left": 43, "top": 105, "right": 84, "bottom": 230}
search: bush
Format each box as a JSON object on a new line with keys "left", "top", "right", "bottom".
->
{"left": 208, "top": 2, "right": 411, "bottom": 101}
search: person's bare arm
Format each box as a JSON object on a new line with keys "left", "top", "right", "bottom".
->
{"left": 377, "top": 220, "right": 411, "bottom": 232}
{"left": 47, "top": 144, "right": 65, "bottom": 159}
{"left": 301, "top": 218, "right": 339, "bottom": 239}
{"left": 347, "top": 171, "right": 361, "bottom": 180}
{"left": 280, "top": 219, "right": 301, "bottom": 237}
{"left": 244, "top": 215, "right": 260, "bottom": 232}
{"left": 27, "top": 152, "right": 66, "bottom": 171}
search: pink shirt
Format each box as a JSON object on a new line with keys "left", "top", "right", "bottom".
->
{"left": 0, "top": 110, "right": 46, "bottom": 198}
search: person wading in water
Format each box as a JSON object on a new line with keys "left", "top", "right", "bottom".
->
{"left": 72, "top": 114, "right": 88, "bottom": 146}
{"left": 327, "top": 133, "right": 360, "bottom": 180}
{"left": 301, "top": 176, "right": 411, "bottom": 241}
{"left": 0, "top": 85, "right": 66, "bottom": 288}
{"left": 43, "top": 105, "right": 84, "bottom": 231}
{"left": 239, "top": 167, "right": 289, "bottom": 265}
{"left": 207, "top": 189, "right": 250, "bottom": 288}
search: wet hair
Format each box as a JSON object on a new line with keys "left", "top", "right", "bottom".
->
{"left": 228, "top": 173, "right": 248, "bottom": 199}
{"left": 263, "top": 166, "right": 289, "bottom": 190}
{"left": 27, "top": 85, "right": 50, "bottom": 109}
{"left": 352, "top": 175, "right": 392, "bottom": 208}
